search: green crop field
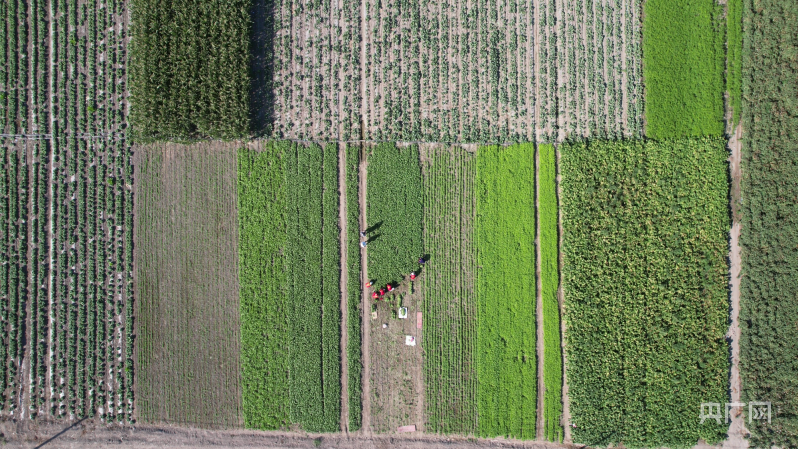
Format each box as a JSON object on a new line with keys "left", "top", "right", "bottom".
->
{"left": 3, "top": 0, "right": 793, "bottom": 445}
{"left": 740, "top": 0, "right": 798, "bottom": 446}
{"left": 643, "top": 0, "right": 726, "bottom": 138}
{"left": 561, "top": 138, "right": 730, "bottom": 447}
{"left": 421, "top": 146, "right": 477, "bottom": 435}
{"left": 366, "top": 144, "right": 423, "bottom": 288}
{"left": 130, "top": 0, "right": 252, "bottom": 139}
{"left": 238, "top": 143, "right": 291, "bottom": 430}
{"left": 284, "top": 143, "right": 341, "bottom": 432}
{"left": 345, "top": 146, "right": 363, "bottom": 431}
{"left": 476, "top": 144, "right": 537, "bottom": 439}
{"left": 539, "top": 144, "right": 562, "bottom": 442}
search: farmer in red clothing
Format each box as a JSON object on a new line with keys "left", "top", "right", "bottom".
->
{"left": 379, "top": 288, "right": 385, "bottom": 296}
{"left": 410, "top": 272, "right": 416, "bottom": 281}
{"left": 372, "top": 292, "right": 379, "bottom": 299}
{"left": 387, "top": 284, "right": 393, "bottom": 292}
{"left": 365, "top": 281, "right": 373, "bottom": 288}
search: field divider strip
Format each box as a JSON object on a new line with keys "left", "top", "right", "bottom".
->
{"left": 338, "top": 142, "right": 349, "bottom": 433}
{"left": 535, "top": 143, "right": 545, "bottom": 440}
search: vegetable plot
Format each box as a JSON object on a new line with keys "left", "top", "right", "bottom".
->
{"left": 345, "top": 145, "right": 363, "bottom": 431}
{"left": 421, "top": 146, "right": 477, "bottom": 434}
{"left": 475, "top": 144, "right": 537, "bottom": 439}
{"left": 643, "top": 0, "right": 725, "bottom": 138}
{"left": 561, "top": 138, "right": 729, "bottom": 448}
{"left": 284, "top": 143, "right": 341, "bottom": 432}
{"left": 366, "top": 144, "right": 423, "bottom": 289}
{"left": 238, "top": 143, "right": 290, "bottom": 430}
{"left": 740, "top": 0, "right": 798, "bottom": 445}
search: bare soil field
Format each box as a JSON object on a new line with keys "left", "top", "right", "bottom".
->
{"left": 367, "top": 284, "right": 424, "bottom": 434}
{"left": 133, "top": 142, "right": 243, "bottom": 428}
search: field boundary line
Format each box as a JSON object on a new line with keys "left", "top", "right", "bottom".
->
{"left": 555, "top": 144, "right": 571, "bottom": 443}
{"left": 338, "top": 142, "right": 350, "bottom": 433}
{"left": 535, "top": 144, "right": 545, "bottom": 440}
{"left": 358, "top": 144, "right": 370, "bottom": 435}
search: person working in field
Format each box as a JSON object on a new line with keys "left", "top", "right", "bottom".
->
{"left": 410, "top": 272, "right": 416, "bottom": 281}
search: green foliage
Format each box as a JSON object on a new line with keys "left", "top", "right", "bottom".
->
{"left": 561, "top": 138, "right": 729, "bottom": 448}
{"left": 475, "top": 144, "right": 537, "bottom": 439}
{"left": 345, "top": 145, "right": 363, "bottom": 431}
{"left": 539, "top": 144, "right": 562, "bottom": 442}
{"left": 130, "top": 0, "right": 252, "bottom": 139}
{"left": 237, "top": 144, "right": 290, "bottom": 430}
{"left": 643, "top": 0, "right": 725, "bottom": 138}
{"left": 421, "top": 147, "right": 477, "bottom": 434}
{"left": 285, "top": 143, "right": 340, "bottom": 432}
{"left": 740, "top": 0, "right": 798, "bottom": 445}
{"left": 366, "top": 144, "right": 423, "bottom": 287}
{"left": 727, "top": 0, "right": 742, "bottom": 126}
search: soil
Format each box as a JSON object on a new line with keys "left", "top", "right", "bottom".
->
{"left": 722, "top": 122, "right": 748, "bottom": 449}
{"left": 339, "top": 143, "right": 350, "bottom": 433}
{"left": 368, "top": 285, "right": 424, "bottom": 434}
{"left": 0, "top": 419, "right": 585, "bottom": 449}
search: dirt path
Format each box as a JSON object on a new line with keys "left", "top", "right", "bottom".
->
{"left": 0, "top": 420, "right": 587, "bottom": 449}
{"left": 555, "top": 146, "right": 572, "bottom": 443}
{"left": 358, "top": 146, "right": 371, "bottom": 434}
{"left": 339, "top": 143, "right": 350, "bottom": 433}
{"left": 723, "top": 122, "right": 748, "bottom": 449}
{"left": 535, "top": 146, "right": 545, "bottom": 439}
{"left": 47, "top": 0, "right": 56, "bottom": 415}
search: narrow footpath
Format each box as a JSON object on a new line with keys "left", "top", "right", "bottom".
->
{"left": 338, "top": 143, "right": 350, "bottom": 433}
{"left": 723, "top": 123, "right": 748, "bottom": 449}
{"left": 535, "top": 145, "right": 545, "bottom": 440}
{"left": 358, "top": 145, "right": 371, "bottom": 434}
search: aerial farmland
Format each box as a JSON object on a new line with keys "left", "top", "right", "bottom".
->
{"left": 0, "top": 0, "right": 796, "bottom": 448}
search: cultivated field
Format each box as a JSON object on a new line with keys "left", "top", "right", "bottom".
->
{"left": 1, "top": 0, "right": 796, "bottom": 447}
{"left": 134, "top": 143, "right": 242, "bottom": 428}
{"left": 561, "top": 138, "right": 730, "bottom": 447}
{"left": 421, "top": 145, "right": 477, "bottom": 435}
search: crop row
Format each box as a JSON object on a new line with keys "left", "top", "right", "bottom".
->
{"left": 345, "top": 146, "right": 363, "bottom": 431}
{"left": 643, "top": 0, "right": 725, "bottom": 138}
{"left": 557, "top": 0, "right": 643, "bottom": 139}
{"left": 238, "top": 144, "right": 291, "bottom": 430}
{"left": 561, "top": 138, "right": 729, "bottom": 447}
{"left": 271, "top": 0, "right": 362, "bottom": 140}
{"left": 0, "top": 143, "right": 29, "bottom": 414}
{"left": 475, "top": 144, "right": 537, "bottom": 438}
{"left": 130, "top": 0, "right": 252, "bottom": 139}
{"left": 739, "top": 0, "right": 798, "bottom": 446}
{"left": 135, "top": 145, "right": 243, "bottom": 428}
{"left": 1, "top": 0, "right": 49, "bottom": 135}
{"left": 538, "top": 144, "right": 562, "bottom": 442}
{"left": 49, "top": 138, "right": 134, "bottom": 421}
{"left": 284, "top": 144, "right": 341, "bottom": 432}
{"left": 421, "top": 146, "right": 477, "bottom": 434}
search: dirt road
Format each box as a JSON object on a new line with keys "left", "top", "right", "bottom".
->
{"left": 0, "top": 420, "right": 585, "bottom": 449}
